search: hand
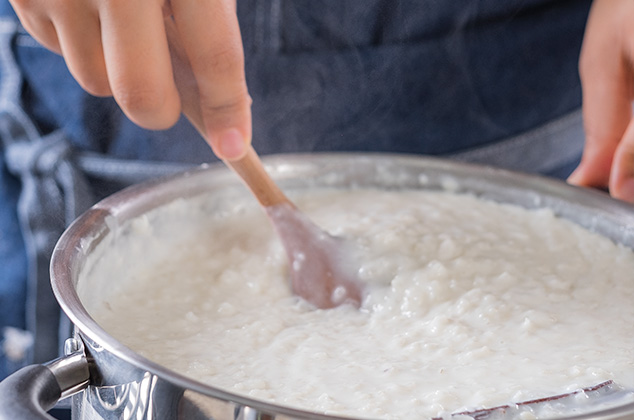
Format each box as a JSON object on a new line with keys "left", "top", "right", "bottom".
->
{"left": 568, "top": 0, "right": 634, "bottom": 201}
{"left": 9, "top": 0, "right": 252, "bottom": 161}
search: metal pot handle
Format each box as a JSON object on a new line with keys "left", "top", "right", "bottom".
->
{"left": 0, "top": 338, "right": 90, "bottom": 420}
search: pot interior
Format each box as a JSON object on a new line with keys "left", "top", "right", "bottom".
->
{"left": 51, "top": 154, "right": 634, "bottom": 419}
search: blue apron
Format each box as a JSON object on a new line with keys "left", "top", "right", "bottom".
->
{"left": 0, "top": 0, "right": 591, "bottom": 378}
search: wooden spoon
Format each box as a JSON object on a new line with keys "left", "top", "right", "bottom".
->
{"left": 166, "top": 24, "right": 363, "bottom": 309}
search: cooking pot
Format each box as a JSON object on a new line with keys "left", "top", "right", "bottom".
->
{"left": 1, "top": 153, "right": 633, "bottom": 420}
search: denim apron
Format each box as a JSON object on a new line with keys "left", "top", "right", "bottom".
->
{"left": 0, "top": 0, "right": 591, "bottom": 379}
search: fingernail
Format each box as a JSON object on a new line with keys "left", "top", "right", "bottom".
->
{"left": 615, "top": 177, "right": 634, "bottom": 203}
{"left": 567, "top": 167, "right": 582, "bottom": 185}
{"left": 217, "top": 128, "right": 246, "bottom": 160}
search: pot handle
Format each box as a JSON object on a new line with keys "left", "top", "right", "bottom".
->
{"left": 0, "top": 338, "right": 90, "bottom": 420}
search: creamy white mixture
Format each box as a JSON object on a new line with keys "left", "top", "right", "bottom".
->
{"left": 79, "top": 188, "right": 634, "bottom": 419}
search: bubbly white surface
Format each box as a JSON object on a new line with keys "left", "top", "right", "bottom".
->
{"left": 79, "top": 189, "right": 634, "bottom": 419}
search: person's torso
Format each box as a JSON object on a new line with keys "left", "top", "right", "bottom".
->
{"left": 6, "top": 0, "right": 591, "bottom": 167}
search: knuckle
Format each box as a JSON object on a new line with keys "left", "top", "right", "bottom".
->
{"left": 200, "top": 46, "right": 244, "bottom": 77}
{"left": 114, "top": 83, "right": 166, "bottom": 116}
{"left": 200, "top": 88, "right": 250, "bottom": 117}
{"left": 71, "top": 63, "right": 111, "bottom": 97}
{"left": 78, "top": 75, "right": 111, "bottom": 97}
{"left": 112, "top": 81, "right": 180, "bottom": 129}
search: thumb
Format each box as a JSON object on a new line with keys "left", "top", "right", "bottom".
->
{"left": 567, "top": 139, "right": 616, "bottom": 188}
{"left": 568, "top": 0, "right": 634, "bottom": 189}
{"left": 609, "top": 118, "right": 634, "bottom": 202}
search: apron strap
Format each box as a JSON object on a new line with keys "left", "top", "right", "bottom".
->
{"left": 0, "top": 18, "right": 94, "bottom": 364}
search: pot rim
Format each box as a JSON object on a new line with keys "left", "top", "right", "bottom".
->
{"left": 49, "top": 152, "right": 634, "bottom": 420}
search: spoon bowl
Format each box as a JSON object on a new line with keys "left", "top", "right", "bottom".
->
{"left": 166, "top": 23, "right": 364, "bottom": 308}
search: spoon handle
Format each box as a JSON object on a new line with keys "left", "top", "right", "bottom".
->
{"left": 166, "top": 24, "right": 290, "bottom": 208}
{"left": 183, "top": 106, "right": 290, "bottom": 207}
{"left": 176, "top": 79, "right": 290, "bottom": 208}
{"left": 225, "top": 146, "right": 290, "bottom": 208}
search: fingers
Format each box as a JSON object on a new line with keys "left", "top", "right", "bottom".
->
{"left": 11, "top": 0, "right": 251, "bottom": 150}
{"left": 53, "top": 6, "right": 110, "bottom": 96}
{"left": 569, "top": 0, "right": 634, "bottom": 198}
{"left": 12, "top": 0, "right": 181, "bottom": 129}
{"left": 171, "top": 0, "right": 252, "bottom": 161}
{"left": 10, "top": 0, "right": 110, "bottom": 96}
{"left": 8, "top": 0, "right": 61, "bottom": 53}
{"left": 98, "top": 0, "right": 181, "bottom": 130}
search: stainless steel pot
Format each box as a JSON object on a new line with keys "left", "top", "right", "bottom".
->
{"left": 1, "top": 153, "right": 633, "bottom": 420}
